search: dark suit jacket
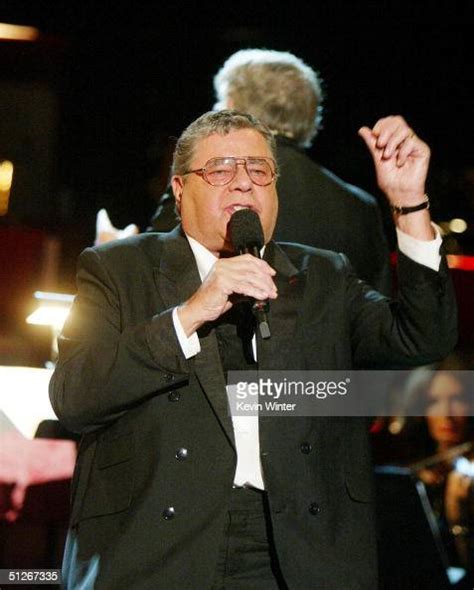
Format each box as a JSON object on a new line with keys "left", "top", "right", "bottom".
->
{"left": 149, "top": 136, "right": 392, "bottom": 294}
{"left": 49, "top": 228, "right": 456, "bottom": 589}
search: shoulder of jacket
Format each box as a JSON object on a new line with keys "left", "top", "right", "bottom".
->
{"left": 277, "top": 241, "right": 348, "bottom": 273}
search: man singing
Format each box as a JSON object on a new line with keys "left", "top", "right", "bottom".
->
{"left": 50, "top": 110, "right": 456, "bottom": 589}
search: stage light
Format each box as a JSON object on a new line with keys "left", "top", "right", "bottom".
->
{"left": 26, "top": 305, "right": 71, "bottom": 330}
{"left": 449, "top": 218, "right": 468, "bottom": 234}
{"left": 26, "top": 291, "right": 75, "bottom": 365}
{"left": 0, "top": 160, "right": 13, "bottom": 190}
{"left": 26, "top": 291, "right": 74, "bottom": 331}
{"left": 0, "top": 160, "right": 13, "bottom": 216}
{"left": 0, "top": 22, "right": 39, "bottom": 41}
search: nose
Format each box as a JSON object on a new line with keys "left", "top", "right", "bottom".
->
{"left": 229, "top": 161, "right": 253, "bottom": 191}
{"left": 438, "top": 399, "right": 451, "bottom": 415}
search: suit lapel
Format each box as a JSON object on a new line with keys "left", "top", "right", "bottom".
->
{"left": 153, "top": 227, "right": 235, "bottom": 448}
{"left": 257, "top": 241, "right": 304, "bottom": 370}
{"left": 153, "top": 226, "right": 202, "bottom": 309}
{"left": 257, "top": 242, "right": 309, "bottom": 463}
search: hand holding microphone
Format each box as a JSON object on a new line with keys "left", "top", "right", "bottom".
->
{"left": 228, "top": 208, "right": 273, "bottom": 339}
{"left": 177, "top": 209, "right": 277, "bottom": 338}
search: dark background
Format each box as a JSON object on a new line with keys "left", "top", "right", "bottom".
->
{"left": 1, "top": 1, "right": 474, "bottom": 291}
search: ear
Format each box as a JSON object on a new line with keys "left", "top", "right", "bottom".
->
{"left": 171, "top": 176, "right": 184, "bottom": 213}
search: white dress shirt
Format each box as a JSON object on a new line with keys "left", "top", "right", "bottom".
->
{"left": 171, "top": 227, "right": 443, "bottom": 489}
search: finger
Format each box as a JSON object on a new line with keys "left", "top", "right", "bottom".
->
{"left": 227, "top": 263, "right": 278, "bottom": 297}
{"left": 395, "top": 133, "right": 420, "bottom": 167}
{"left": 232, "top": 282, "right": 278, "bottom": 301}
{"left": 215, "top": 260, "right": 277, "bottom": 289}
{"left": 372, "top": 116, "right": 398, "bottom": 138}
{"left": 212, "top": 268, "right": 278, "bottom": 301}
{"left": 215, "top": 255, "right": 276, "bottom": 279}
{"left": 358, "top": 127, "right": 381, "bottom": 162}
{"left": 121, "top": 224, "right": 140, "bottom": 237}
{"left": 96, "top": 208, "right": 114, "bottom": 231}
{"left": 11, "top": 482, "right": 27, "bottom": 512}
{"left": 381, "top": 125, "right": 412, "bottom": 159}
{"left": 372, "top": 115, "right": 407, "bottom": 146}
{"left": 233, "top": 254, "right": 277, "bottom": 276}
{"left": 233, "top": 270, "right": 278, "bottom": 298}
{"left": 370, "top": 116, "right": 417, "bottom": 162}
{"left": 221, "top": 301, "right": 233, "bottom": 315}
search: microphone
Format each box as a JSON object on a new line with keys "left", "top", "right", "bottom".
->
{"left": 229, "top": 208, "right": 271, "bottom": 339}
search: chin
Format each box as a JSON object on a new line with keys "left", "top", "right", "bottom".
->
{"left": 437, "top": 434, "right": 462, "bottom": 446}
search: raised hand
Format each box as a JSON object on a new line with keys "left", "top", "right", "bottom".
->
{"left": 358, "top": 115, "right": 430, "bottom": 207}
{"left": 359, "top": 115, "right": 434, "bottom": 240}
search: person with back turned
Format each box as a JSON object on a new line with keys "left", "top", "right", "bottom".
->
{"left": 50, "top": 109, "right": 457, "bottom": 589}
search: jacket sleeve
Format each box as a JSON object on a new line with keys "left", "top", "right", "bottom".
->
{"left": 345, "top": 250, "right": 458, "bottom": 368}
{"left": 49, "top": 247, "right": 191, "bottom": 433}
{"left": 365, "top": 199, "right": 393, "bottom": 297}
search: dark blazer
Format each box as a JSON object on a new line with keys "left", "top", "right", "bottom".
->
{"left": 149, "top": 136, "right": 392, "bottom": 295}
{"left": 274, "top": 137, "right": 392, "bottom": 295}
{"left": 50, "top": 228, "right": 456, "bottom": 589}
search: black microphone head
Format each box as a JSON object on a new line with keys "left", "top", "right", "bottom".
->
{"left": 229, "top": 209, "right": 264, "bottom": 253}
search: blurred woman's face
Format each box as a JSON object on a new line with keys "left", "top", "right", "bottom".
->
{"left": 425, "top": 373, "right": 469, "bottom": 447}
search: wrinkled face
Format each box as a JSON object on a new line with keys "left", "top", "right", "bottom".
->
{"left": 425, "top": 373, "right": 469, "bottom": 447}
{"left": 172, "top": 129, "right": 278, "bottom": 256}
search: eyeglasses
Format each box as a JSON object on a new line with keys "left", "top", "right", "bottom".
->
{"left": 182, "top": 157, "right": 277, "bottom": 187}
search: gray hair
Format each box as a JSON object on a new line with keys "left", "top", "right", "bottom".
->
{"left": 213, "top": 49, "right": 324, "bottom": 148}
{"left": 172, "top": 109, "right": 277, "bottom": 176}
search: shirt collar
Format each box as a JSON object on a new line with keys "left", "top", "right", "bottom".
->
{"left": 186, "top": 235, "right": 217, "bottom": 282}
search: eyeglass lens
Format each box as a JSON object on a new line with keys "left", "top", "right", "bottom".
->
{"left": 204, "top": 158, "right": 273, "bottom": 186}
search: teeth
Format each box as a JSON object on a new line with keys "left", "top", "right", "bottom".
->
{"left": 233, "top": 205, "right": 249, "bottom": 212}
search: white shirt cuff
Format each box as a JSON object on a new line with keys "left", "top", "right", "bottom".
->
{"left": 172, "top": 307, "right": 201, "bottom": 359}
{"left": 396, "top": 223, "right": 442, "bottom": 272}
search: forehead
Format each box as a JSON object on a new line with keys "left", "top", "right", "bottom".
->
{"left": 428, "top": 373, "right": 464, "bottom": 399}
{"left": 191, "top": 128, "right": 273, "bottom": 166}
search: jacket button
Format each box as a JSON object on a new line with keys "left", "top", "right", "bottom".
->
{"left": 175, "top": 448, "right": 188, "bottom": 461}
{"left": 309, "top": 502, "right": 321, "bottom": 516}
{"left": 168, "top": 391, "right": 180, "bottom": 402}
{"left": 300, "top": 442, "right": 312, "bottom": 454}
{"left": 162, "top": 507, "right": 175, "bottom": 520}
{"left": 165, "top": 373, "right": 175, "bottom": 382}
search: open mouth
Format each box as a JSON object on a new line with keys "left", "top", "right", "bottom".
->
{"left": 226, "top": 204, "right": 254, "bottom": 215}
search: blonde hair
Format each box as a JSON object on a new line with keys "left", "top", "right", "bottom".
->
{"left": 213, "top": 49, "right": 323, "bottom": 148}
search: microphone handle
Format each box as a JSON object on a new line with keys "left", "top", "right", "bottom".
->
{"left": 239, "top": 245, "right": 271, "bottom": 339}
